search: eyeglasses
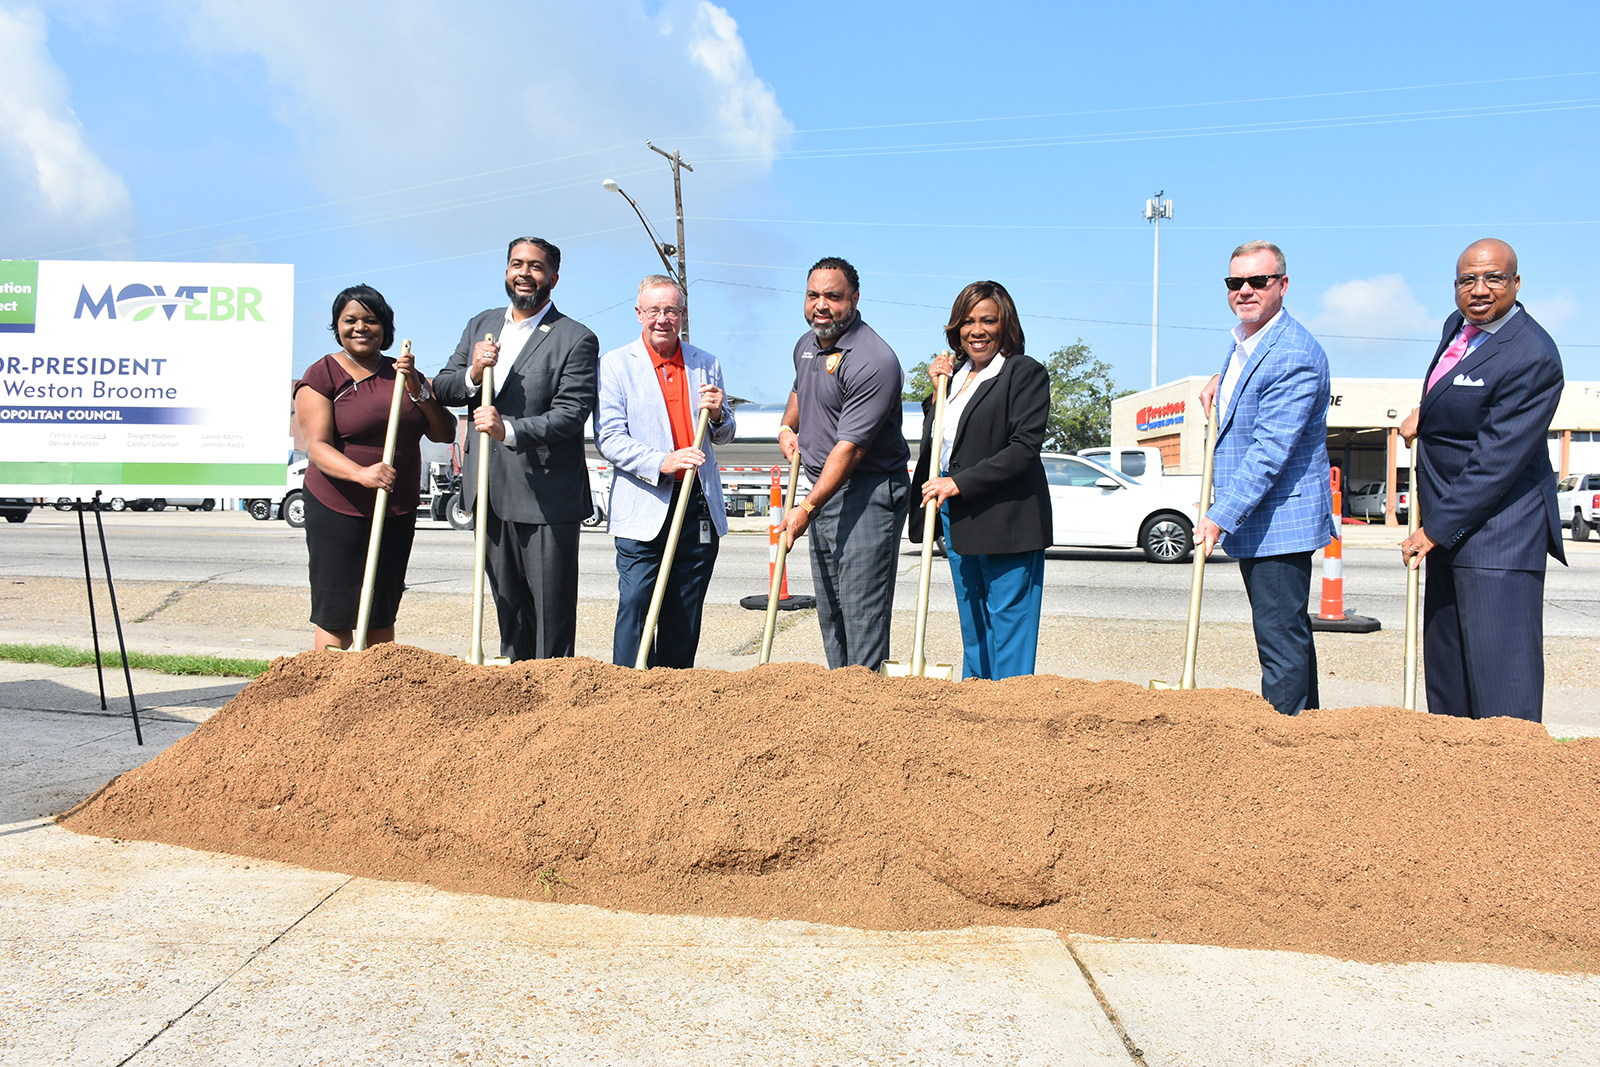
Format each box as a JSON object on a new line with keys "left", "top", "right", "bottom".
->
{"left": 1454, "top": 272, "right": 1514, "bottom": 291}
{"left": 640, "top": 307, "right": 684, "bottom": 321}
{"left": 1224, "top": 274, "right": 1283, "bottom": 291}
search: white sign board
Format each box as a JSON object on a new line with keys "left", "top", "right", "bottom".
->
{"left": 0, "top": 259, "right": 293, "bottom": 499}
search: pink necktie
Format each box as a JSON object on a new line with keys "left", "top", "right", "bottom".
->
{"left": 1426, "top": 323, "right": 1482, "bottom": 392}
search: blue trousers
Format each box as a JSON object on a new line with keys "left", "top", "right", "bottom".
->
{"left": 1237, "top": 552, "right": 1320, "bottom": 715}
{"left": 942, "top": 506, "right": 1045, "bottom": 680}
{"left": 612, "top": 481, "right": 719, "bottom": 669}
{"left": 1423, "top": 558, "right": 1545, "bottom": 722}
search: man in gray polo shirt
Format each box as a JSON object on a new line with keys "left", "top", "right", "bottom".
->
{"left": 778, "top": 256, "right": 911, "bottom": 671}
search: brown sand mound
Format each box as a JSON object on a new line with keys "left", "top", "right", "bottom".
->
{"left": 64, "top": 645, "right": 1600, "bottom": 971}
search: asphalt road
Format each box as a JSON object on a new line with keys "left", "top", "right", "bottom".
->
{"left": 10, "top": 509, "right": 1600, "bottom": 636}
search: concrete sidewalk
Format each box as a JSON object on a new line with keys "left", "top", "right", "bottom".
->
{"left": 3, "top": 661, "right": 1597, "bottom": 1065}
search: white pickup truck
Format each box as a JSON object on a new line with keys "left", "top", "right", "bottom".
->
{"left": 1558, "top": 472, "right": 1600, "bottom": 540}
{"left": 1076, "top": 446, "right": 1169, "bottom": 482}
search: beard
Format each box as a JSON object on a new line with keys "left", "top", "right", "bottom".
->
{"left": 809, "top": 307, "right": 856, "bottom": 343}
{"left": 506, "top": 279, "right": 552, "bottom": 313}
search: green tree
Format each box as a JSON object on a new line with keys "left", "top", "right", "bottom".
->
{"left": 902, "top": 357, "right": 936, "bottom": 402}
{"left": 1041, "top": 340, "right": 1131, "bottom": 453}
{"left": 904, "top": 342, "right": 1130, "bottom": 452}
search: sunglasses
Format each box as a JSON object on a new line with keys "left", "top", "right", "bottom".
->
{"left": 1224, "top": 274, "right": 1283, "bottom": 291}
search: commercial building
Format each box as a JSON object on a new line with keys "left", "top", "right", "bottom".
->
{"left": 1112, "top": 377, "right": 1600, "bottom": 525}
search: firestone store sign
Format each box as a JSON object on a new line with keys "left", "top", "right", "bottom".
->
{"left": 1135, "top": 400, "right": 1185, "bottom": 432}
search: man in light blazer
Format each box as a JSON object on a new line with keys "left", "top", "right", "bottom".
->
{"left": 595, "top": 275, "right": 735, "bottom": 668}
{"left": 1198, "top": 240, "right": 1336, "bottom": 715}
{"left": 433, "top": 236, "right": 599, "bottom": 661}
{"left": 1400, "top": 238, "right": 1565, "bottom": 722}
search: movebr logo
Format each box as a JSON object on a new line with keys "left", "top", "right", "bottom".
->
{"left": 73, "top": 281, "right": 264, "bottom": 322}
{"left": 0, "top": 261, "right": 39, "bottom": 334}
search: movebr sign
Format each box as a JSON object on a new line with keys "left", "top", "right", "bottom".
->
{"left": 0, "top": 259, "right": 293, "bottom": 498}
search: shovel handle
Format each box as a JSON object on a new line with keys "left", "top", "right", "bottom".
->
{"left": 758, "top": 451, "right": 804, "bottom": 664}
{"left": 354, "top": 339, "right": 410, "bottom": 651}
{"left": 1403, "top": 440, "right": 1422, "bottom": 710}
{"left": 635, "top": 406, "right": 714, "bottom": 670}
{"left": 909, "top": 367, "right": 951, "bottom": 677}
{"left": 1179, "top": 400, "right": 1218, "bottom": 689}
{"left": 469, "top": 334, "right": 494, "bottom": 664}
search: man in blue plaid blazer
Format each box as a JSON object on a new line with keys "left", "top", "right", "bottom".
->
{"left": 1198, "top": 241, "right": 1337, "bottom": 715}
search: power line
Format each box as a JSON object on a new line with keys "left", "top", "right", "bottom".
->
{"left": 32, "top": 75, "right": 1600, "bottom": 261}
{"left": 292, "top": 225, "right": 637, "bottom": 284}
{"left": 28, "top": 140, "right": 648, "bottom": 258}
{"left": 691, "top": 278, "right": 1600, "bottom": 347}
{"left": 687, "top": 216, "right": 1600, "bottom": 233}
{"left": 689, "top": 98, "right": 1600, "bottom": 166}
{"left": 708, "top": 69, "right": 1600, "bottom": 139}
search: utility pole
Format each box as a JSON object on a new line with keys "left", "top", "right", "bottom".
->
{"left": 1144, "top": 191, "right": 1173, "bottom": 390}
{"left": 648, "top": 142, "right": 693, "bottom": 343}
{"left": 602, "top": 144, "right": 695, "bottom": 342}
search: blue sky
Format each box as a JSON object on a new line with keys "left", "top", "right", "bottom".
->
{"left": 4, "top": 0, "right": 1597, "bottom": 403}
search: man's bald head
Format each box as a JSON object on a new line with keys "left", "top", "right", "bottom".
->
{"left": 1454, "top": 239, "right": 1520, "bottom": 325}
{"left": 1457, "top": 238, "right": 1518, "bottom": 276}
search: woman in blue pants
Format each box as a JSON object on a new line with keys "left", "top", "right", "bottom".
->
{"left": 909, "top": 281, "right": 1053, "bottom": 679}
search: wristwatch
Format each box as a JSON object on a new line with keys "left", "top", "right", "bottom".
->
{"left": 407, "top": 376, "right": 433, "bottom": 404}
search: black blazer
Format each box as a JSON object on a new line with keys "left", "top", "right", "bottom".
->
{"left": 1416, "top": 304, "right": 1565, "bottom": 570}
{"left": 433, "top": 305, "right": 600, "bottom": 525}
{"left": 909, "top": 353, "right": 1052, "bottom": 555}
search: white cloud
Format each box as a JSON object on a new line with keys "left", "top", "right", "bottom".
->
{"left": 0, "top": 3, "right": 135, "bottom": 253}
{"left": 1308, "top": 275, "right": 1435, "bottom": 350}
{"left": 689, "top": 2, "right": 786, "bottom": 159}
{"left": 1524, "top": 291, "right": 1578, "bottom": 333}
{"left": 169, "top": 0, "right": 791, "bottom": 249}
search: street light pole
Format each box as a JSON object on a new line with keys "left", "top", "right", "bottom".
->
{"left": 648, "top": 142, "right": 693, "bottom": 343}
{"left": 601, "top": 145, "right": 694, "bottom": 343}
{"left": 1144, "top": 191, "right": 1173, "bottom": 390}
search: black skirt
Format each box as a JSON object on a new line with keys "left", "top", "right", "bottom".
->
{"left": 303, "top": 489, "right": 417, "bottom": 631}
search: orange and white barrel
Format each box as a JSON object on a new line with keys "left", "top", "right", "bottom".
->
{"left": 767, "top": 466, "right": 788, "bottom": 600}
{"left": 1319, "top": 468, "right": 1345, "bottom": 620}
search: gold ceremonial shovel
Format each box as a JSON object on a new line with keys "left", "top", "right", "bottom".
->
{"left": 466, "top": 334, "right": 509, "bottom": 665}
{"left": 1403, "top": 440, "right": 1422, "bottom": 710}
{"left": 882, "top": 366, "right": 954, "bottom": 681}
{"left": 635, "top": 406, "right": 714, "bottom": 669}
{"left": 347, "top": 339, "right": 411, "bottom": 652}
{"left": 1151, "top": 399, "right": 1218, "bottom": 690}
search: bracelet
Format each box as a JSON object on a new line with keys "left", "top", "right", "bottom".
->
{"left": 799, "top": 500, "right": 815, "bottom": 514}
{"left": 778, "top": 424, "right": 797, "bottom": 437}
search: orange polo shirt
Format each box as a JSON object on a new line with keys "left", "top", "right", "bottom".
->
{"left": 644, "top": 334, "right": 694, "bottom": 477}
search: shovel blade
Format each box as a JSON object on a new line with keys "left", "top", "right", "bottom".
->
{"left": 1147, "top": 679, "right": 1174, "bottom": 690}
{"left": 880, "top": 660, "right": 955, "bottom": 681}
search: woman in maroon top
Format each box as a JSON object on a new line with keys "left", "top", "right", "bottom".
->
{"left": 294, "top": 285, "right": 456, "bottom": 651}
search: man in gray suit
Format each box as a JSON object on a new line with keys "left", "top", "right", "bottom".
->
{"left": 433, "top": 236, "right": 599, "bottom": 661}
{"left": 595, "top": 276, "right": 735, "bottom": 668}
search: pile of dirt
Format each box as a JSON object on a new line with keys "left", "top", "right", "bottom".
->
{"left": 63, "top": 644, "right": 1600, "bottom": 971}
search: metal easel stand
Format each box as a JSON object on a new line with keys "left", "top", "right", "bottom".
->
{"left": 81, "top": 491, "right": 143, "bottom": 745}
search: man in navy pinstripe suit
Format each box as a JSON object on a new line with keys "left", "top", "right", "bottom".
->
{"left": 1400, "top": 239, "right": 1565, "bottom": 722}
{"left": 1198, "top": 241, "right": 1338, "bottom": 716}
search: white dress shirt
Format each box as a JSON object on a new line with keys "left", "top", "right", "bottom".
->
{"left": 468, "top": 301, "right": 553, "bottom": 448}
{"left": 1219, "top": 307, "right": 1283, "bottom": 421}
{"left": 940, "top": 354, "right": 1007, "bottom": 473}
